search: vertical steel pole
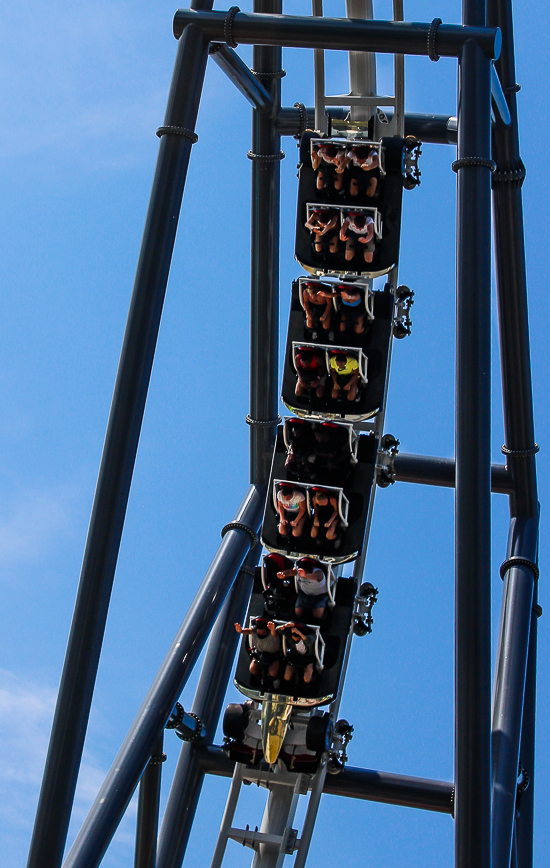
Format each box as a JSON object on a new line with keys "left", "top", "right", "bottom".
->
{"left": 61, "top": 486, "right": 263, "bottom": 868}
{"left": 454, "top": 36, "right": 492, "bottom": 868}
{"left": 487, "top": 0, "right": 538, "bottom": 519}
{"left": 463, "top": 0, "right": 486, "bottom": 27}
{"left": 486, "top": 3, "right": 539, "bottom": 865}
{"left": 515, "top": 591, "right": 539, "bottom": 868}
{"left": 156, "top": 548, "right": 260, "bottom": 868}
{"left": 134, "top": 735, "right": 165, "bottom": 868}
{"left": 26, "top": 15, "right": 212, "bottom": 868}
{"left": 492, "top": 517, "right": 538, "bottom": 868}
{"left": 249, "top": 0, "right": 283, "bottom": 485}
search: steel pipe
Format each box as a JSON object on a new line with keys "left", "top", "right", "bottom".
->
{"left": 454, "top": 38, "right": 493, "bottom": 868}
{"left": 195, "top": 747, "right": 454, "bottom": 814}
{"left": 62, "top": 485, "right": 264, "bottom": 868}
{"left": 487, "top": 1, "right": 538, "bottom": 520}
{"left": 492, "top": 517, "right": 538, "bottom": 868}
{"left": 134, "top": 735, "right": 165, "bottom": 868}
{"left": 249, "top": 0, "right": 283, "bottom": 485}
{"left": 516, "top": 586, "right": 539, "bottom": 868}
{"left": 173, "top": 10, "right": 501, "bottom": 59}
{"left": 393, "top": 453, "right": 512, "bottom": 494}
{"left": 26, "top": 19, "right": 212, "bottom": 868}
{"left": 156, "top": 548, "right": 259, "bottom": 868}
{"left": 486, "top": 5, "right": 539, "bottom": 863}
{"left": 210, "top": 44, "right": 274, "bottom": 113}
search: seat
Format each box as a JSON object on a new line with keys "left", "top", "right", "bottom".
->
{"left": 261, "top": 553, "right": 296, "bottom": 617}
{"left": 283, "top": 417, "right": 316, "bottom": 478}
{"left": 307, "top": 485, "right": 349, "bottom": 549}
{"left": 312, "top": 420, "right": 358, "bottom": 479}
{"left": 333, "top": 281, "right": 375, "bottom": 336}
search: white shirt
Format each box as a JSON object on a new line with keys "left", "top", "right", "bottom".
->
{"left": 297, "top": 569, "right": 327, "bottom": 596}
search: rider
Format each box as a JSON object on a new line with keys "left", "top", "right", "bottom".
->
{"left": 282, "top": 622, "right": 317, "bottom": 684}
{"left": 337, "top": 285, "right": 366, "bottom": 335}
{"left": 275, "top": 482, "right": 307, "bottom": 539}
{"left": 309, "top": 488, "right": 340, "bottom": 548}
{"left": 277, "top": 557, "right": 329, "bottom": 620}
{"left": 235, "top": 618, "right": 285, "bottom": 680}
{"left": 329, "top": 352, "right": 361, "bottom": 402}
{"left": 339, "top": 212, "right": 375, "bottom": 263}
{"left": 294, "top": 347, "right": 327, "bottom": 399}
{"left": 301, "top": 281, "right": 336, "bottom": 336}
{"left": 345, "top": 143, "right": 380, "bottom": 198}
{"left": 305, "top": 209, "right": 340, "bottom": 256}
{"left": 310, "top": 141, "right": 347, "bottom": 191}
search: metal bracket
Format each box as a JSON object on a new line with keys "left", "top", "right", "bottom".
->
{"left": 148, "top": 752, "right": 167, "bottom": 765}
{"left": 501, "top": 442, "right": 539, "bottom": 457}
{"left": 500, "top": 556, "right": 539, "bottom": 582}
{"left": 228, "top": 825, "right": 299, "bottom": 853}
{"left": 393, "top": 285, "right": 414, "bottom": 338}
{"left": 246, "top": 414, "right": 282, "bottom": 426}
{"left": 156, "top": 126, "right": 198, "bottom": 143}
{"left": 293, "top": 102, "right": 307, "bottom": 139}
{"left": 376, "top": 433, "right": 400, "bottom": 487}
{"left": 221, "top": 521, "right": 258, "bottom": 548}
{"left": 166, "top": 702, "right": 206, "bottom": 742}
{"left": 452, "top": 156, "right": 496, "bottom": 173}
{"left": 224, "top": 6, "right": 240, "bottom": 48}
{"left": 251, "top": 68, "right": 287, "bottom": 79}
{"left": 247, "top": 151, "right": 286, "bottom": 162}
{"left": 353, "top": 583, "right": 378, "bottom": 635}
{"left": 427, "top": 18, "right": 442, "bottom": 62}
{"left": 403, "top": 137, "right": 422, "bottom": 188}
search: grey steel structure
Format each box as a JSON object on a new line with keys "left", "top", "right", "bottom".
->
{"left": 25, "top": 3, "right": 539, "bottom": 868}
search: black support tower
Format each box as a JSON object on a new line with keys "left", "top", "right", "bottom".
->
{"left": 25, "top": 4, "right": 539, "bottom": 868}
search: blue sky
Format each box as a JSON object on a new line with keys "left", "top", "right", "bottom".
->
{"left": 1, "top": 1, "right": 549, "bottom": 866}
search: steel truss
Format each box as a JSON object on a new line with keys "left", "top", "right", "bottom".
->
{"left": 26, "top": 3, "right": 539, "bottom": 868}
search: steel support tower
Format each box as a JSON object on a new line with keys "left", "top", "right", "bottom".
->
{"left": 25, "top": 2, "right": 539, "bottom": 868}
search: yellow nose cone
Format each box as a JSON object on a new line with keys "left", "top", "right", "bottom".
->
{"left": 261, "top": 696, "right": 293, "bottom": 765}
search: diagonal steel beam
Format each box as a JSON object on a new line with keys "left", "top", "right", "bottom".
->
{"left": 62, "top": 485, "right": 264, "bottom": 868}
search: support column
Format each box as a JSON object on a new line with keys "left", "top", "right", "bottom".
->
{"left": 492, "top": 517, "right": 538, "bottom": 868}
{"left": 27, "top": 16, "right": 212, "bottom": 868}
{"left": 249, "top": 0, "right": 283, "bottom": 485}
{"left": 515, "top": 590, "right": 539, "bottom": 868}
{"left": 134, "top": 735, "right": 165, "bottom": 868}
{"left": 454, "top": 37, "right": 492, "bottom": 868}
{"left": 487, "top": 0, "right": 538, "bottom": 519}
{"left": 486, "top": 4, "right": 539, "bottom": 865}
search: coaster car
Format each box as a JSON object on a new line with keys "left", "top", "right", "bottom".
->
{"left": 261, "top": 430, "right": 377, "bottom": 563}
{"left": 295, "top": 131, "right": 409, "bottom": 277}
{"left": 233, "top": 569, "right": 358, "bottom": 707}
{"left": 282, "top": 279, "right": 394, "bottom": 421}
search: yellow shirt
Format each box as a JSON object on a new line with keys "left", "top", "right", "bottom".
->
{"left": 330, "top": 357, "right": 359, "bottom": 376}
